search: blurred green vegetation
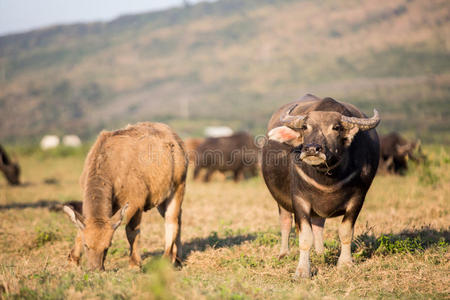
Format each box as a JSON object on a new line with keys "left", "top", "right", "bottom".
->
{"left": 0, "top": 0, "right": 449, "bottom": 144}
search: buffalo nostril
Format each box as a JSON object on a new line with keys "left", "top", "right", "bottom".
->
{"left": 305, "top": 144, "right": 322, "bottom": 153}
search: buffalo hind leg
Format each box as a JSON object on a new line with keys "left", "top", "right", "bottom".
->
{"left": 278, "top": 205, "right": 292, "bottom": 259}
{"left": 292, "top": 195, "right": 313, "bottom": 279}
{"left": 233, "top": 168, "right": 244, "bottom": 182}
{"left": 337, "top": 196, "right": 364, "bottom": 268}
{"left": 126, "top": 208, "right": 143, "bottom": 267}
{"left": 158, "top": 183, "right": 184, "bottom": 266}
{"left": 68, "top": 231, "right": 83, "bottom": 265}
{"left": 311, "top": 214, "right": 325, "bottom": 254}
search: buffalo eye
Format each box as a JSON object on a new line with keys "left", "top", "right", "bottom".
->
{"left": 300, "top": 124, "right": 307, "bottom": 130}
{"left": 332, "top": 124, "right": 343, "bottom": 131}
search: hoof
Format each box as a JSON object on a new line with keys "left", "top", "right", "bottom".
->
{"left": 278, "top": 252, "right": 288, "bottom": 260}
{"left": 293, "top": 269, "right": 311, "bottom": 280}
{"left": 314, "top": 248, "right": 324, "bottom": 255}
{"left": 174, "top": 257, "right": 183, "bottom": 269}
{"left": 129, "top": 258, "right": 142, "bottom": 268}
{"left": 337, "top": 259, "right": 353, "bottom": 268}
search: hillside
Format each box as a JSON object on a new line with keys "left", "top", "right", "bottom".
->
{"left": 0, "top": 0, "right": 449, "bottom": 143}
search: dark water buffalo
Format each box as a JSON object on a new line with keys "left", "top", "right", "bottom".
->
{"left": 262, "top": 94, "right": 380, "bottom": 278}
{"left": 379, "top": 132, "right": 425, "bottom": 174}
{"left": 0, "top": 144, "right": 20, "bottom": 185}
{"left": 193, "top": 132, "right": 259, "bottom": 182}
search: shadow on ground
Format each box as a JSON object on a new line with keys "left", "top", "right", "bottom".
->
{"left": 142, "top": 232, "right": 257, "bottom": 261}
{"left": 0, "top": 199, "right": 82, "bottom": 212}
{"left": 312, "top": 227, "right": 450, "bottom": 265}
{"left": 142, "top": 227, "right": 449, "bottom": 263}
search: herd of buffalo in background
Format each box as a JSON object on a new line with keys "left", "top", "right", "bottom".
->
{"left": 0, "top": 130, "right": 426, "bottom": 187}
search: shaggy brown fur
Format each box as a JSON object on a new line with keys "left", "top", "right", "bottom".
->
{"left": 64, "top": 122, "right": 188, "bottom": 271}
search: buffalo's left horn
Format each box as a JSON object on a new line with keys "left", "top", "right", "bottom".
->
{"left": 341, "top": 109, "right": 380, "bottom": 131}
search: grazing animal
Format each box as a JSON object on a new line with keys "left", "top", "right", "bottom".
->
{"left": 194, "top": 132, "right": 259, "bottom": 182}
{"left": 379, "top": 132, "right": 425, "bottom": 174}
{"left": 0, "top": 144, "right": 20, "bottom": 185}
{"left": 63, "top": 122, "right": 187, "bottom": 271}
{"left": 262, "top": 94, "right": 380, "bottom": 278}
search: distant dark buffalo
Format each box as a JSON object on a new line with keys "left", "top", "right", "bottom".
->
{"left": 379, "top": 132, "right": 425, "bottom": 175}
{"left": 194, "top": 132, "right": 259, "bottom": 182}
{"left": 0, "top": 144, "right": 20, "bottom": 185}
{"left": 262, "top": 94, "right": 380, "bottom": 278}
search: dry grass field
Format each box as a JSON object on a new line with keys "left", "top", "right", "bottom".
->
{"left": 0, "top": 146, "right": 449, "bottom": 299}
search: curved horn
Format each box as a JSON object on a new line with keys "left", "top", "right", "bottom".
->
{"left": 341, "top": 109, "right": 380, "bottom": 131}
{"left": 280, "top": 104, "right": 306, "bottom": 128}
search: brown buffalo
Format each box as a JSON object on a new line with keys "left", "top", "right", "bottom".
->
{"left": 193, "top": 132, "right": 259, "bottom": 182}
{"left": 379, "top": 132, "right": 425, "bottom": 175}
{"left": 262, "top": 94, "right": 380, "bottom": 278}
{"left": 63, "top": 122, "right": 187, "bottom": 271}
{"left": 0, "top": 144, "right": 20, "bottom": 185}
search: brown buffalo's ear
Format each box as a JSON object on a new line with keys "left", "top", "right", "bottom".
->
{"left": 268, "top": 126, "right": 301, "bottom": 146}
{"left": 63, "top": 205, "right": 86, "bottom": 230}
{"left": 342, "top": 126, "right": 359, "bottom": 147}
{"left": 110, "top": 203, "right": 128, "bottom": 230}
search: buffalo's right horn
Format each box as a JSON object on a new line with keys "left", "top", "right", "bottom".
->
{"left": 341, "top": 109, "right": 380, "bottom": 131}
{"left": 280, "top": 104, "right": 306, "bottom": 128}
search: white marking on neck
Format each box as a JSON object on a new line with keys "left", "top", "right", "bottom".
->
{"left": 295, "top": 165, "right": 358, "bottom": 193}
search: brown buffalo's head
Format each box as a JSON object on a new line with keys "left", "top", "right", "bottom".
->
{"left": 63, "top": 203, "right": 128, "bottom": 271}
{"left": 268, "top": 104, "right": 380, "bottom": 169}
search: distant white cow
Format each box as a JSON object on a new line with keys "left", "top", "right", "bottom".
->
{"left": 204, "top": 126, "right": 233, "bottom": 138}
{"left": 40, "top": 135, "right": 60, "bottom": 150}
{"left": 63, "top": 135, "right": 82, "bottom": 147}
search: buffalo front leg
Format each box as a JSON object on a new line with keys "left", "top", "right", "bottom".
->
{"left": 278, "top": 204, "right": 292, "bottom": 259}
{"left": 311, "top": 214, "right": 325, "bottom": 254}
{"left": 292, "top": 195, "right": 313, "bottom": 279}
{"left": 337, "top": 197, "right": 364, "bottom": 268}
{"left": 159, "top": 183, "right": 184, "bottom": 266}
{"left": 68, "top": 231, "right": 83, "bottom": 265}
{"left": 126, "top": 208, "right": 143, "bottom": 267}
{"left": 203, "top": 169, "right": 214, "bottom": 182}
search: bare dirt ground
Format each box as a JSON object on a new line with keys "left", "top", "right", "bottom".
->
{"left": 0, "top": 146, "right": 449, "bottom": 299}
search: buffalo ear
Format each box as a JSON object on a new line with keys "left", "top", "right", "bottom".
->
{"left": 110, "top": 203, "right": 128, "bottom": 230}
{"left": 342, "top": 127, "right": 359, "bottom": 147}
{"left": 63, "top": 205, "right": 86, "bottom": 230}
{"left": 268, "top": 126, "right": 301, "bottom": 146}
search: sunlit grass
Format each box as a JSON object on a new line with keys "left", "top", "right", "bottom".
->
{"left": 0, "top": 146, "right": 448, "bottom": 298}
